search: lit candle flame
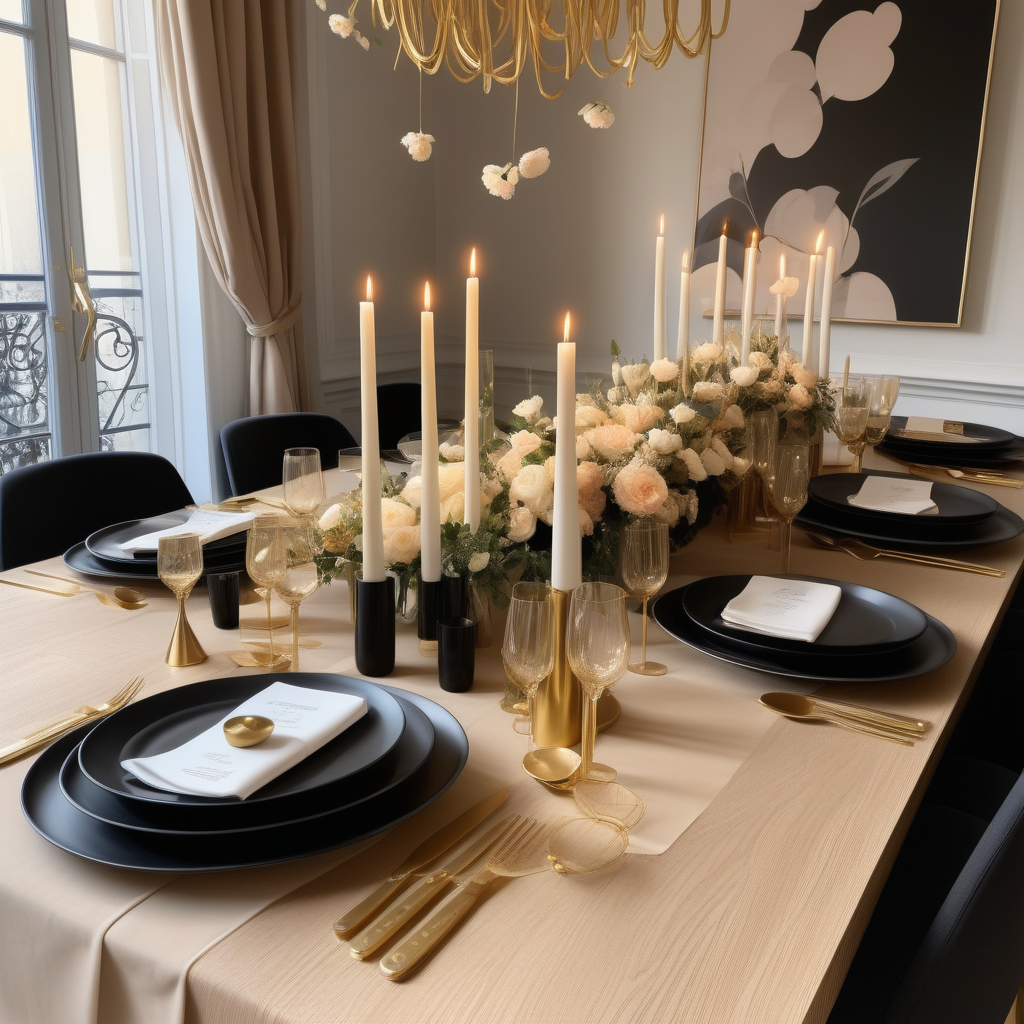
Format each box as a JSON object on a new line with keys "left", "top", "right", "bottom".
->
{"left": 750, "top": 229, "right": 759, "bottom": 248}
{"left": 563, "top": 312, "right": 571, "bottom": 344}
{"left": 470, "top": 248, "right": 476, "bottom": 276}
{"left": 424, "top": 281, "right": 431, "bottom": 311}
{"left": 722, "top": 218, "right": 730, "bottom": 236}
{"left": 815, "top": 230, "right": 825, "bottom": 254}
{"left": 659, "top": 214, "right": 665, "bottom": 235}
{"left": 366, "top": 276, "right": 373, "bottom": 302}
{"left": 682, "top": 250, "right": 690, "bottom": 271}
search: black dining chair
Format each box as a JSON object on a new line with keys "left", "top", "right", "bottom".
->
{"left": 0, "top": 451, "right": 194, "bottom": 570}
{"left": 827, "top": 746, "right": 1024, "bottom": 1024}
{"left": 219, "top": 413, "right": 357, "bottom": 496}
{"left": 376, "top": 382, "right": 421, "bottom": 451}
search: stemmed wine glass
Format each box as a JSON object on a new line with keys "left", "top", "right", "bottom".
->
{"left": 501, "top": 582, "right": 556, "bottom": 753}
{"left": 246, "top": 515, "right": 290, "bottom": 670}
{"left": 157, "top": 533, "right": 206, "bottom": 666}
{"left": 274, "top": 517, "right": 320, "bottom": 672}
{"left": 621, "top": 519, "right": 669, "bottom": 676}
{"left": 283, "top": 448, "right": 325, "bottom": 518}
{"left": 748, "top": 409, "right": 779, "bottom": 526}
{"left": 763, "top": 444, "right": 811, "bottom": 574}
{"left": 863, "top": 376, "right": 901, "bottom": 455}
{"left": 834, "top": 377, "right": 871, "bottom": 473}
{"left": 566, "top": 582, "right": 631, "bottom": 785}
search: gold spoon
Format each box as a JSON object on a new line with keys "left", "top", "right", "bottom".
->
{"left": 223, "top": 715, "right": 275, "bottom": 747}
{"left": 25, "top": 570, "right": 147, "bottom": 607}
{"left": 759, "top": 693, "right": 914, "bottom": 744}
{"left": 523, "top": 747, "right": 581, "bottom": 785}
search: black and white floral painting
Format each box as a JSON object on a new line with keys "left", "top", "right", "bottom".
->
{"left": 692, "top": 0, "right": 999, "bottom": 326}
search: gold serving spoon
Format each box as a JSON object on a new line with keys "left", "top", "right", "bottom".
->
{"left": 759, "top": 693, "right": 914, "bottom": 744}
{"left": 25, "top": 570, "right": 147, "bottom": 608}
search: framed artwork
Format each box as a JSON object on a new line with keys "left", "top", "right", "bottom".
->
{"left": 692, "top": 0, "right": 1000, "bottom": 327}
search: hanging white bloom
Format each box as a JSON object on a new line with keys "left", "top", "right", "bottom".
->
{"left": 315, "top": 0, "right": 326, "bottom": 9}
{"left": 769, "top": 275, "right": 800, "bottom": 298}
{"left": 482, "top": 163, "right": 518, "bottom": 200}
{"left": 355, "top": 31, "right": 370, "bottom": 50}
{"left": 518, "top": 147, "right": 550, "bottom": 178}
{"left": 401, "top": 132, "right": 435, "bottom": 162}
{"left": 328, "top": 13, "right": 355, "bottom": 37}
{"left": 730, "top": 365, "right": 758, "bottom": 387}
{"left": 579, "top": 100, "right": 615, "bottom": 129}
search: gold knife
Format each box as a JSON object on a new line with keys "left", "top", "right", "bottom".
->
{"left": 333, "top": 787, "right": 510, "bottom": 938}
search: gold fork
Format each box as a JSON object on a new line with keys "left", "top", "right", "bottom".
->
{"left": 0, "top": 676, "right": 145, "bottom": 766}
{"left": 806, "top": 532, "right": 1005, "bottom": 577}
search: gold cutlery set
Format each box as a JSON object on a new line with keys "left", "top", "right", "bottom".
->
{"left": 0, "top": 571, "right": 148, "bottom": 607}
{"left": 335, "top": 790, "right": 552, "bottom": 979}
{"left": 904, "top": 463, "right": 1023, "bottom": 488}
{"left": 806, "top": 531, "right": 1005, "bottom": 577}
{"left": 759, "top": 691, "right": 927, "bottom": 745}
{"left": 0, "top": 677, "right": 144, "bottom": 767}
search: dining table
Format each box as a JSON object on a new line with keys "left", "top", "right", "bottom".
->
{"left": 1, "top": 447, "right": 1022, "bottom": 1024}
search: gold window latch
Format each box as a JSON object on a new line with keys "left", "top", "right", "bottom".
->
{"left": 69, "top": 245, "right": 96, "bottom": 362}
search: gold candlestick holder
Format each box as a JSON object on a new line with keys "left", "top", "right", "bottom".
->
{"left": 533, "top": 588, "right": 581, "bottom": 748}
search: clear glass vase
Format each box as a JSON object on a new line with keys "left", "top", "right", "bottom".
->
{"left": 479, "top": 349, "right": 494, "bottom": 443}
{"left": 388, "top": 567, "right": 418, "bottom": 623}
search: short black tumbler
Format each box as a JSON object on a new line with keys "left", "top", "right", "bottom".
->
{"left": 207, "top": 571, "right": 241, "bottom": 629}
{"left": 438, "top": 617, "right": 476, "bottom": 692}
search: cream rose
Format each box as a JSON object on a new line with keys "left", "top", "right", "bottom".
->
{"left": 620, "top": 362, "right": 652, "bottom": 396}
{"left": 678, "top": 447, "right": 708, "bottom": 482}
{"left": 496, "top": 449, "right": 523, "bottom": 482}
{"left": 380, "top": 497, "right": 416, "bottom": 534}
{"left": 612, "top": 403, "right": 664, "bottom": 434}
{"left": 585, "top": 423, "right": 640, "bottom": 462}
{"left": 507, "top": 505, "right": 537, "bottom": 543}
{"left": 575, "top": 405, "right": 609, "bottom": 432}
{"left": 401, "top": 476, "right": 422, "bottom": 506}
{"left": 438, "top": 462, "right": 465, "bottom": 501}
{"left": 509, "top": 463, "right": 554, "bottom": 516}
{"left": 612, "top": 462, "right": 669, "bottom": 517}
{"left": 578, "top": 507, "right": 595, "bottom": 537}
{"left": 508, "top": 429, "right": 543, "bottom": 460}
{"left": 468, "top": 551, "right": 490, "bottom": 573}
{"left": 719, "top": 404, "right": 745, "bottom": 431}
{"left": 788, "top": 383, "right": 813, "bottom": 410}
{"left": 318, "top": 504, "right": 344, "bottom": 532}
{"left": 691, "top": 341, "right": 722, "bottom": 365}
{"left": 647, "top": 428, "right": 683, "bottom": 455}
{"left": 670, "top": 403, "right": 697, "bottom": 426}
{"left": 653, "top": 497, "right": 681, "bottom": 527}
{"left": 750, "top": 351, "right": 773, "bottom": 373}
{"left": 692, "top": 381, "right": 725, "bottom": 403}
{"left": 650, "top": 357, "right": 680, "bottom": 384}
{"left": 438, "top": 442, "right": 465, "bottom": 461}
{"left": 440, "top": 492, "right": 465, "bottom": 523}
{"left": 730, "top": 365, "right": 758, "bottom": 387}
{"left": 384, "top": 524, "right": 420, "bottom": 565}
{"left": 576, "top": 435, "right": 593, "bottom": 460}
{"left": 791, "top": 363, "right": 817, "bottom": 389}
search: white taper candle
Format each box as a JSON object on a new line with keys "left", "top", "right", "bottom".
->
{"left": 712, "top": 229, "right": 728, "bottom": 348}
{"left": 819, "top": 246, "right": 836, "bottom": 382}
{"left": 653, "top": 215, "right": 665, "bottom": 361}
{"left": 464, "top": 250, "right": 480, "bottom": 532}
{"left": 551, "top": 313, "right": 581, "bottom": 592}
{"left": 359, "top": 277, "right": 385, "bottom": 582}
{"left": 420, "top": 282, "right": 441, "bottom": 581}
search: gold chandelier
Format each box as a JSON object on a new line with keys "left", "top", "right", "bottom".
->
{"left": 363, "top": 0, "right": 730, "bottom": 97}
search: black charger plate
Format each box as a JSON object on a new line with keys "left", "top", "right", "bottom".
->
{"left": 876, "top": 438, "right": 1024, "bottom": 469}
{"left": 795, "top": 497, "right": 1024, "bottom": 551}
{"left": 86, "top": 511, "right": 248, "bottom": 564}
{"left": 653, "top": 585, "right": 955, "bottom": 682}
{"left": 78, "top": 674, "right": 406, "bottom": 811}
{"left": 64, "top": 541, "right": 245, "bottom": 582}
{"left": 681, "top": 575, "right": 928, "bottom": 656}
{"left": 884, "top": 416, "right": 1015, "bottom": 451}
{"left": 21, "top": 686, "right": 467, "bottom": 871}
{"left": 808, "top": 472, "right": 998, "bottom": 527}
{"left": 60, "top": 694, "right": 432, "bottom": 834}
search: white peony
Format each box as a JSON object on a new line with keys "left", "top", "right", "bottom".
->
{"left": 700, "top": 447, "right": 726, "bottom": 476}
{"left": 508, "top": 429, "right": 543, "bottom": 459}
{"left": 579, "top": 100, "right": 614, "bottom": 129}
{"left": 650, "top": 357, "right": 680, "bottom": 384}
{"left": 719, "top": 404, "right": 745, "bottom": 431}
{"left": 512, "top": 395, "right": 544, "bottom": 423}
{"left": 788, "top": 383, "right": 813, "bottom": 410}
{"left": 328, "top": 13, "right": 355, "bottom": 36}
{"left": 730, "top": 366, "right": 758, "bottom": 387}
{"left": 509, "top": 463, "right": 554, "bottom": 517}
{"left": 792, "top": 363, "right": 817, "bottom": 389}
{"left": 621, "top": 361, "right": 652, "bottom": 396}
{"left": 482, "top": 163, "right": 518, "bottom": 200}
{"left": 468, "top": 551, "right": 490, "bottom": 573}
{"left": 496, "top": 449, "right": 525, "bottom": 482}
{"left": 653, "top": 497, "right": 681, "bottom": 527}
{"left": 585, "top": 424, "right": 640, "bottom": 462}
{"left": 647, "top": 428, "right": 683, "bottom": 455}
{"left": 507, "top": 505, "right": 537, "bottom": 543}
{"left": 518, "top": 148, "right": 550, "bottom": 178}
{"left": 438, "top": 462, "right": 465, "bottom": 501}
{"left": 439, "top": 441, "right": 465, "bottom": 461}
{"left": 670, "top": 403, "right": 697, "bottom": 426}
{"left": 750, "top": 351, "right": 773, "bottom": 373}
{"left": 692, "top": 380, "right": 726, "bottom": 404}
{"left": 691, "top": 341, "right": 723, "bottom": 365}
{"left": 576, "top": 435, "right": 592, "bottom": 460}
{"left": 575, "top": 405, "right": 609, "bottom": 432}
{"left": 400, "top": 132, "right": 434, "bottom": 162}
{"left": 678, "top": 447, "right": 708, "bottom": 481}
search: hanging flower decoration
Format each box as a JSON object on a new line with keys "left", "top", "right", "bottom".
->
{"left": 315, "top": 0, "right": 326, "bottom": 8}
{"left": 482, "top": 163, "right": 519, "bottom": 200}
{"left": 518, "top": 147, "right": 550, "bottom": 178}
{"left": 769, "top": 275, "right": 800, "bottom": 298}
{"left": 579, "top": 100, "right": 615, "bottom": 129}
{"left": 401, "top": 132, "right": 435, "bottom": 162}
{"left": 328, "top": 13, "right": 371, "bottom": 49}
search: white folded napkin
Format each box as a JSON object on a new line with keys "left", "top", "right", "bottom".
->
{"left": 847, "top": 475, "right": 938, "bottom": 516}
{"left": 721, "top": 576, "right": 843, "bottom": 643}
{"left": 822, "top": 430, "right": 855, "bottom": 467}
{"left": 119, "top": 509, "right": 256, "bottom": 554}
{"left": 121, "top": 681, "right": 368, "bottom": 799}
{"left": 898, "top": 416, "right": 986, "bottom": 444}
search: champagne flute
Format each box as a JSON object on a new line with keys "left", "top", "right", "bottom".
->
{"left": 834, "top": 377, "right": 870, "bottom": 473}
{"left": 157, "top": 533, "right": 206, "bottom": 666}
{"left": 274, "top": 518, "right": 320, "bottom": 671}
{"left": 621, "top": 519, "right": 669, "bottom": 676}
{"left": 863, "top": 376, "right": 901, "bottom": 453}
{"left": 567, "top": 582, "right": 631, "bottom": 784}
{"left": 763, "top": 444, "right": 811, "bottom": 573}
{"left": 246, "top": 515, "right": 290, "bottom": 670}
{"left": 501, "top": 582, "right": 556, "bottom": 752}
{"left": 283, "top": 448, "right": 325, "bottom": 518}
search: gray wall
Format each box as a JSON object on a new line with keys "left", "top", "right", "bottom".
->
{"left": 298, "top": 2, "right": 1024, "bottom": 434}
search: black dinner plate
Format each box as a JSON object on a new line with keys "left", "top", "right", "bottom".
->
{"left": 796, "top": 497, "right": 1024, "bottom": 551}
{"left": 86, "top": 512, "right": 247, "bottom": 565}
{"left": 808, "top": 472, "right": 998, "bottom": 526}
{"left": 60, "top": 691, "right": 433, "bottom": 834}
{"left": 64, "top": 541, "right": 245, "bottom": 581}
{"left": 884, "top": 416, "right": 1016, "bottom": 451}
{"left": 681, "top": 574, "right": 929, "bottom": 656}
{"left": 78, "top": 674, "right": 407, "bottom": 811}
{"left": 653, "top": 585, "right": 956, "bottom": 682}
{"left": 22, "top": 687, "right": 467, "bottom": 872}
{"left": 876, "top": 438, "right": 1024, "bottom": 469}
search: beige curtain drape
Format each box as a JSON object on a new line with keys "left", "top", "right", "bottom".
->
{"left": 156, "top": 0, "right": 308, "bottom": 415}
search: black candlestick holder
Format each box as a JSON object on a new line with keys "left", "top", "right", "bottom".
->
{"left": 417, "top": 573, "right": 441, "bottom": 656}
{"left": 356, "top": 573, "right": 395, "bottom": 676}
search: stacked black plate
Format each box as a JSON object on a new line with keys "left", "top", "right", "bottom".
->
{"left": 21, "top": 673, "right": 468, "bottom": 871}
{"left": 794, "top": 471, "right": 1024, "bottom": 550}
{"left": 878, "top": 416, "right": 1024, "bottom": 468}
{"left": 652, "top": 574, "right": 955, "bottom": 682}
{"left": 65, "top": 510, "right": 250, "bottom": 581}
